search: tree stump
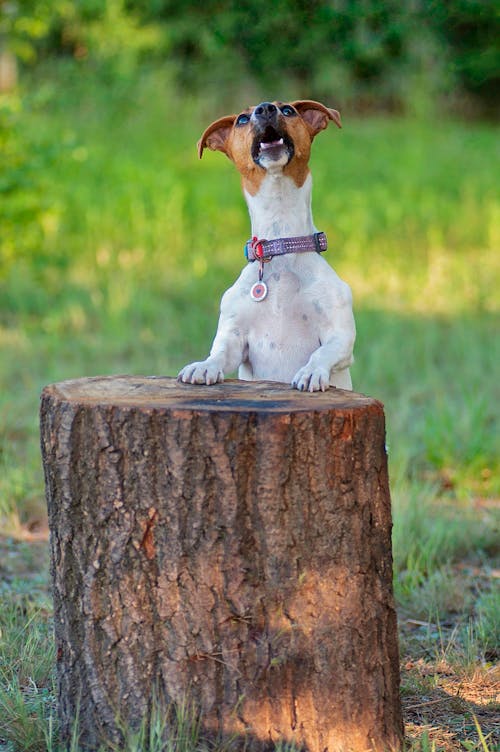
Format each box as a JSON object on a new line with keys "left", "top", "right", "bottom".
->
{"left": 40, "top": 376, "right": 403, "bottom": 752}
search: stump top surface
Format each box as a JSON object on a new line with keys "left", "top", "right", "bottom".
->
{"left": 42, "top": 376, "right": 381, "bottom": 414}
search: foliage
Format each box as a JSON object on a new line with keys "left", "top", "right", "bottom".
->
{"left": 1, "top": 1, "right": 498, "bottom": 114}
{"left": 137, "top": 0, "right": 413, "bottom": 106}
{"left": 0, "top": 0, "right": 163, "bottom": 74}
{"left": 424, "top": 0, "right": 500, "bottom": 110}
{"left": 0, "top": 90, "right": 61, "bottom": 290}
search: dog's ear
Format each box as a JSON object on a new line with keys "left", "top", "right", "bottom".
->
{"left": 290, "top": 100, "right": 341, "bottom": 137}
{"left": 197, "top": 115, "right": 236, "bottom": 159}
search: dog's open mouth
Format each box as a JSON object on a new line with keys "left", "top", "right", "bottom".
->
{"left": 252, "top": 125, "right": 293, "bottom": 165}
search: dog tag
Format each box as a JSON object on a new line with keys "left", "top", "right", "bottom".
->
{"left": 250, "top": 280, "right": 268, "bottom": 301}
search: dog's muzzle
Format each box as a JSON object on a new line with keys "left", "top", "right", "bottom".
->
{"left": 251, "top": 102, "right": 294, "bottom": 165}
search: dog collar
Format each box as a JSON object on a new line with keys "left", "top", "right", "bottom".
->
{"left": 245, "top": 232, "right": 328, "bottom": 302}
{"left": 244, "top": 231, "right": 327, "bottom": 261}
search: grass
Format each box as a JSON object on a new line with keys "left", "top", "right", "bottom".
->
{"left": 0, "top": 63, "right": 499, "bottom": 750}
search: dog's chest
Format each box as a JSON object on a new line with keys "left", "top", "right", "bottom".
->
{"left": 240, "top": 264, "right": 327, "bottom": 380}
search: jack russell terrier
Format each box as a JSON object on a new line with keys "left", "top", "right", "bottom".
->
{"left": 178, "top": 100, "right": 355, "bottom": 392}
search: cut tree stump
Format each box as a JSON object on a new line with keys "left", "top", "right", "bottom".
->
{"left": 40, "top": 376, "right": 403, "bottom": 752}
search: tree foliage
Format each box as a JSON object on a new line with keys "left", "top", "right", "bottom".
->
{"left": 1, "top": 0, "right": 498, "bottom": 112}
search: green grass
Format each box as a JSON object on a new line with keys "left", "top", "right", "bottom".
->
{"left": 0, "top": 63, "right": 499, "bottom": 750}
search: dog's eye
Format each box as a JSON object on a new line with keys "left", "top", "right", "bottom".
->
{"left": 236, "top": 113, "right": 250, "bottom": 126}
{"left": 280, "top": 105, "right": 296, "bottom": 117}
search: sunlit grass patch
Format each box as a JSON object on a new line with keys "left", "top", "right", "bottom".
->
{"left": 392, "top": 485, "right": 498, "bottom": 598}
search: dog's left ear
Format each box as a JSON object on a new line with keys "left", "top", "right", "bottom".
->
{"left": 197, "top": 115, "right": 236, "bottom": 159}
{"left": 291, "top": 100, "right": 342, "bottom": 137}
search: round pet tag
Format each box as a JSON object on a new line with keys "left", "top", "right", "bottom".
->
{"left": 250, "top": 281, "right": 268, "bottom": 302}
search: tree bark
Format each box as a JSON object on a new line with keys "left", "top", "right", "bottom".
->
{"left": 40, "top": 376, "right": 403, "bottom": 752}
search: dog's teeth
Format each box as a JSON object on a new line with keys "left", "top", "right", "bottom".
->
{"left": 260, "top": 138, "right": 284, "bottom": 150}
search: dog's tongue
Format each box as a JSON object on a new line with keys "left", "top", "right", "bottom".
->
{"left": 260, "top": 138, "right": 284, "bottom": 150}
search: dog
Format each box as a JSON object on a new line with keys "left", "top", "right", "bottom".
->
{"left": 178, "top": 100, "right": 355, "bottom": 392}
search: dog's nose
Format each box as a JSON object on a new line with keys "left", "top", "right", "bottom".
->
{"left": 253, "top": 102, "right": 278, "bottom": 122}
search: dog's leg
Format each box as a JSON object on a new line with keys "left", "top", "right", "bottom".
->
{"left": 178, "top": 293, "right": 247, "bottom": 385}
{"left": 178, "top": 331, "right": 245, "bottom": 384}
{"left": 292, "top": 299, "right": 355, "bottom": 392}
{"left": 177, "top": 357, "right": 225, "bottom": 385}
{"left": 292, "top": 334, "right": 354, "bottom": 391}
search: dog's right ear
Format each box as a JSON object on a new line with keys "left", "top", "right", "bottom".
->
{"left": 197, "top": 115, "right": 236, "bottom": 159}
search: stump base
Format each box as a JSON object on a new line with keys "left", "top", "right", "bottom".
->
{"left": 41, "top": 376, "right": 403, "bottom": 751}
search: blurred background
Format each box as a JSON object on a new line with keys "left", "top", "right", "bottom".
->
{"left": 1, "top": 0, "right": 499, "bottom": 113}
{"left": 0, "top": 2, "right": 499, "bottom": 749}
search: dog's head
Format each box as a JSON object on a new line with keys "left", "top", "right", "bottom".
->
{"left": 197, "top": 100, "right": 341, "bottom": 193}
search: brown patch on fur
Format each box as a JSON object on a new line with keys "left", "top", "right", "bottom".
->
{"left": 225, "top": 105, "right": 314, "bottom": 194}
{"left": 197, "top": 100, "right": 341, "bottom": 194}
{"left": 281, "top": 115, "right": 314, "bottom": 188}
{"left": 226, "top": 122, "right": 266, "bottom": 195}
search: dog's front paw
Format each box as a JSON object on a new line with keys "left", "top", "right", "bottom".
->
{"left": 292, "top": 366, "right": 330, "bottom": 393}
{"left": 178, "top": 360, "right": 224, "bottom": 385}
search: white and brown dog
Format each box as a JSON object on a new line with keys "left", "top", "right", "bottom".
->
{"left": 178, "top": 100, "right": 355, "bottom": 392}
